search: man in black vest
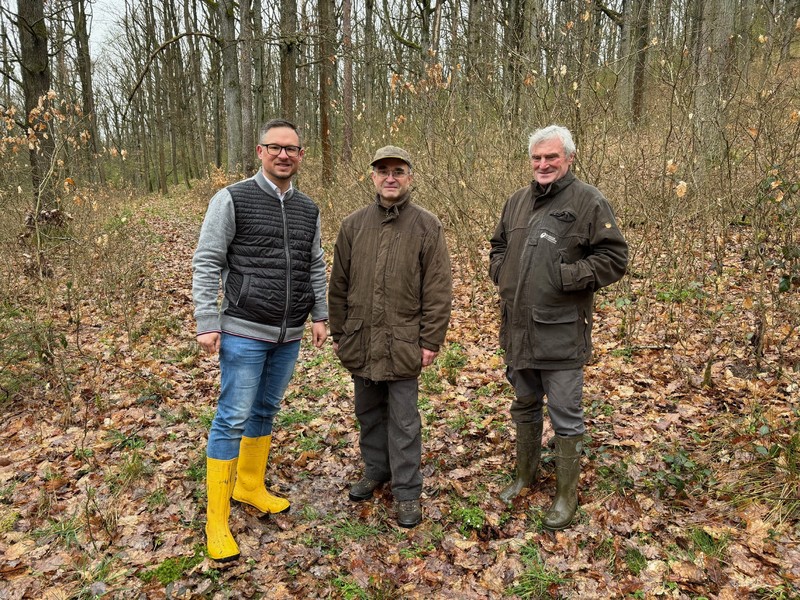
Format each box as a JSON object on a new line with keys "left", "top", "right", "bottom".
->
{"left": 192, "top": 119, "right": 328, "bottom": 561}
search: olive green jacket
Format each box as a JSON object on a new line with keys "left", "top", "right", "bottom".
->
{"left": 489, "top": 171, "right": 628, "bottom": 370}
{"left": 329, "top": 193, "right": 452, "bottom": 381}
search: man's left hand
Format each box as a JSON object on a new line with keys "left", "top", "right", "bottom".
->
{"left": 421, "top": 348, "right": 438, "bottom": 367}
{"left": 312, "top": 321, "right": 328, "bottom": 348}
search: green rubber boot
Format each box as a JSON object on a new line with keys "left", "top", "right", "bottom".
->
{"left": 542, "top": 435, "right": 583, "bottom": 531}
{"left": 499, "top": 421, "right": 543, "bottom": 503}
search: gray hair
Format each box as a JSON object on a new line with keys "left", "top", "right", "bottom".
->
{"left": 528, "top": 125, "right": 576, "bottom": 157}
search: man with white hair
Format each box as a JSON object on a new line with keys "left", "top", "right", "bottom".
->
{"left": 489, "top": 125, "right": 628, "bottom": 530}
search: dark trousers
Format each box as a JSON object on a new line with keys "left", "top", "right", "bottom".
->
{"left": 353, "top": 376, "right": 422, "bottom": 501}
{"left": 506, "top": 367, "right": 586, "bottom": 437}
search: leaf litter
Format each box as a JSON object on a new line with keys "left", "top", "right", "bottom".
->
{"left": 0, "top": 185, "right": 797, "bottom": 599}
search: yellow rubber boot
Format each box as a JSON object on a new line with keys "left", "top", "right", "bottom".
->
{"left": 232, "top": 435, "right": 290, "bottom": 514}
{"left": 205, "top": 457, "right": 240, "bottom": 562}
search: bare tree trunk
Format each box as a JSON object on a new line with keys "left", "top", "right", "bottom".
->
{"left": 185, "top": 0, "right": 209, "bottom": 175}
{"left": 1, "top": 20, "right": 11, "bottom": 104}
{"left": 161, "top": 0, "right": 180, "bottom": 187}
{"left": 252, "top": 0, "right": 266, "bottom": 127}
{"left": 318, "top": 0, "right": 335, "bottom": 181}
{"left": 72, "top": 0, "right": 104, "bottom": 184}
{"left": 144, "top": 0, "right": 168, "bottom": 194}
{"left": 617, "top": 0, "right": 651, "bottom": 123}
{"left": 341, "top": 0, "right": 353, "bottom": 164}
{"left": 16, "top": 0, "right": 56, "bottom": 210}
{"left": 363, "top": 0, "right": 375, "bottom": 125}
{"left": 280, "top": 0, "right": 298, "bottom": 122}
{"left": 466, "top": 0, "right": 483, "bottom": 83}
{"left": 217, "top": 0, "right": 243, "bottom": 174}
{"left": 693, "top": 0, "right": 736, "bottom": 173}
{"left": 240, "top": 0, "right": 255, "bottom": 175}
{"left": 780, "top": 0, "right": 800, "bottom": 60}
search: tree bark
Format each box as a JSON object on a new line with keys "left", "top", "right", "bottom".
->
{"left": 240, "top": 0, "right": 255, "bottom": 175}
{"left": 341, "top": 0, "right": 353, "bottom": 164}
{"left": 693, "top": 0, "right": 736, "bottom": 173}
{"left": 16, "top": 0, "right": 56, "bottom": 210}
{"left": 617, "top": 0, "right": 652, "bottom": 123}
{"left": 217, "top": 0, "right": 243, "bottom": 174}
{"left": 318, "top": 0, "right": 335, "bottom": 181}
{"left": 144, "top": 0, "right": 167, "bottom": 194}
{"left": 280, "top": 0, "right": 298, "bottom": 122}
{"left": 72, "top": 0, "right": 104, "bottom": 183}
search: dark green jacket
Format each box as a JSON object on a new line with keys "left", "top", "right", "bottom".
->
{"left": 329, "top": 193, "right": 452, "bottom": 381}
{"left": 489, "top": 171, "right": 628, "bottom": 370}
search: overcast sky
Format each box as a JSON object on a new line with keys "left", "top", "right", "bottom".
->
{"left": 88, "top": 0, "right": 123, "bottom": 60}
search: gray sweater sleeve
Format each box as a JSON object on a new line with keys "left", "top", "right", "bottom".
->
{"left": 191, "top": 188, "right": 236, "bottom": 335}
{"left": 309, "top": 213, "right": 329, "bottom": 322}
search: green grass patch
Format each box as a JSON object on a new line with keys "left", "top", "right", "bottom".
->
{"left": 508, "top": 543, "right": 565, "bottom": 599}
{"left": 437, "top": 342, "right": 468, "bottom": 384}
{"left": 276, "top": 407, "right": 318, "bottom": 427}
{"left": 106, "top": 429, "right": 146, "bottom": 450}
{"left": 690, "top": 527, "right": 728, "bottom": 559}
{"left": 138, "top": 545, "right": 205, "bottom": 585}
{"left": 332, "top": 518, "right": 383, "bottom": 542}
{"left": 624, "top": 546, "right": 647, "bottom": 575}
{"left": 450, "top": 497, "right": 486, "bottom": 536}
{"left": 33, "top": 514, "right": 83, "bottom": 549}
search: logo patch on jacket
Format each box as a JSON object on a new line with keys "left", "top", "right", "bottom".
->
{"left": 540, "top": 232, "right": 557, "bottom": 244}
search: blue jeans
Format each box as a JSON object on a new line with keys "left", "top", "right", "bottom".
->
{"left": 207, "top": 333, "right": 301, "bottom": 460}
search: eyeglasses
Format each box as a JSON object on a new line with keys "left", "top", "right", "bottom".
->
{"left": 260, "top": 143, "right": 302, "bottom": 157}
{"left": 373, "top": 167, "right": 409, "bottom": 179}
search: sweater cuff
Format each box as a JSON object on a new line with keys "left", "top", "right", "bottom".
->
{"left": 196, "top": 314, "right": 221, "bottom": 336}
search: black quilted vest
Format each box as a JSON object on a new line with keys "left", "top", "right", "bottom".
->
{"left": 223, "top": 179, "right": 319, "bottom": 329}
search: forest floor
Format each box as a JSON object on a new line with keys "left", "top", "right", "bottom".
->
{"left": 0, "top": 183, "right": 798, "bottom": 599}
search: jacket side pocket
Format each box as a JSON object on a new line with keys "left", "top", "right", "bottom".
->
{"left": 336, "top": 318, "right": 365, "bottom": 370}
{"left": 391, "top": 325, "right": 422, "bottom": 378}
{"left": 530, "top": 305, "right": 582, "bottom": 361}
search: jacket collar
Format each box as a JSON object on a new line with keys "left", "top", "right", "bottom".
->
{"left": 255, "top": 170, "right": 294, "bottom": 200}
{"left": 532, "top": 170, "right": 576, "bottom": 200}
{"left": 374, "top": 191, "right": 411, "bottom": 221}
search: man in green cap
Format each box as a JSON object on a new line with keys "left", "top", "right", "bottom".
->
{"left": 329, "top": 145, "right": 452, "bottom": 528}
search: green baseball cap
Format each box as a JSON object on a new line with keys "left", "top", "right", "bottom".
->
{"left": 370, "top": 145, "right": 412, "bottom": 169}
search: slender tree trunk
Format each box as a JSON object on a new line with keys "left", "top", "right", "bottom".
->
{"left": 280, "top": 0, "right": 298, "bottom": 122}
{"left": 145, "top": 0, "right": 168, "bottom": 194}
{"left": 341, "top": 0, "right": 353, "bottom": 164}
{"left": 363, "top": 0, "right": 375, "bottom": 125}
{"left": 1, "top": 21, "right": 11, "bottom": 104}
{"left": 240, "top": 0, "right": 255, "bottom": 174}
{"left": 252, "top": 0, "right": 266, "bottom": 127}
{"left": 16, "top": 0, "right": 56, "bottom": 210}
{"left": 318, "top": 0, "right": 335, "bottom": 181}
{"left": 693, "top": 0, "right": 736, "bottom": 173}
{"left": 185, "top": 0, "right": 209, "bottom": 175}
{"left": 216, "top": 0, "right": 243, "bottom": 173}
{"left": 617, "top": 0, "right": 651, "bottom": 123}
{"left": 780, "top": 0, "right": 800, "bottom": 60}
{"left": 72, "top": 0, "right": 105, "bottom": 184}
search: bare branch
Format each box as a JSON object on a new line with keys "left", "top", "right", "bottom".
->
{"left": 123, "top": 31, "right": 221, "bottom": 120}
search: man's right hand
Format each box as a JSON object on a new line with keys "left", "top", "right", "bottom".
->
{"left": 197, "top": 332, "right": 221, "bottom": 354}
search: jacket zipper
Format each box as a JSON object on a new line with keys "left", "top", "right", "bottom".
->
{"left": 278, "top": 197, "right": 290, "bottom": 344}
